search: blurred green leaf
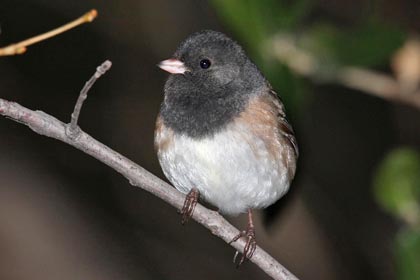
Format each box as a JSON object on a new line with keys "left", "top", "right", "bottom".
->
{"left": 211, "top": 0, "right": 312, "bottom": 54}
{"left": 211, "top": 0, "right": 266, "bottom": 57}
{"left": 302, "top": 21, "right": 405, "bottom": 68}
{"left": 395, "top": 229, "right": 420, "bottom": 280}
{"left": 336, "top": 23, "right": 404, "bottom": 67}
{"left": 373, "top": 148, "right": 420, "bottom": 225}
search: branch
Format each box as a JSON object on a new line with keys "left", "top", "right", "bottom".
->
{"left": 0, "top": 9, "right": 97, "bottom": 56}
{"left": 0, "top": 64, "right": 298, "bottom": 280}
{"left": 68, "top": 60, "right": 112, "bottom": 137}
{"left": 270, "top": 35, "right": 420, "bottom": 110}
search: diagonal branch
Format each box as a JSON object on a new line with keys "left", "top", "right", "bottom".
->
{"left": 0, "top": 82, "right": 298, "bottom": 280}
{"left": 0, "top": 10, "right": 97, "bottom": 56}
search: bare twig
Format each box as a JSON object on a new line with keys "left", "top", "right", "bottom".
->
{"left": 0, "top": 9, "right": 97, "bottom": 56}
{"left": 270, "top": 35, "right": 420, "bottom": 110}
{"left": 0, "top": 66, "right": 298, "bottom": 280}
{"left": 67, "top": 60, "right": 112, "bottom": 138}
{"left": 336, "top": 67, "right": 420, "bottom": 108}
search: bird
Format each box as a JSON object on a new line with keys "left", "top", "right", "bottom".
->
{"left": 155, "top": 30, "right": 298, "bottom": 265}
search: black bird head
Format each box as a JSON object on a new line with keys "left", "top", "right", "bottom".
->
{"left": 158, "top": 30, "right": 266, "bottom": 138}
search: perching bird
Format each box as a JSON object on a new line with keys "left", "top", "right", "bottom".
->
{"left": 155, "top": 30, "right": 298, "bottom": 265}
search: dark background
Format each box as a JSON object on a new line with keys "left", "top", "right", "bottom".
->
{"left": 1, "top": 1, "right": 419, "bottom": 279}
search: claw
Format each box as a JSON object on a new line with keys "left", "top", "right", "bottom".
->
{"left": 180, "top": 188, "right": 199, "bottom": 224}
{"left": 229, "top": 209, "right": 257, "bottom": 267}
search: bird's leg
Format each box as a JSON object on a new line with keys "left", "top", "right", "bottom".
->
{"left": 229, "top": 209, "right": 257, "bottom": 267}
{"left": 180, "top": 188, "right": 199, "bottom": 224}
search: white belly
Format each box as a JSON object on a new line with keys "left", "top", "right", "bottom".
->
{"left": 156, "top": 123, "right": 291, "bottom": 215}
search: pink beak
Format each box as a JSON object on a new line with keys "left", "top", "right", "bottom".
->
{"left": 158, "top": 58, "right": 187, "bottom": 74}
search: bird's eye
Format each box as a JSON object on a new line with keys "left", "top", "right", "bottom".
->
{"left": 199, "top": 59, "right": 211, "bottom": 69}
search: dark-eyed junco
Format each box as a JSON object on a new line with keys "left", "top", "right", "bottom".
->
{"left": 155, "top": 30, "right": 298, "bottom": 265}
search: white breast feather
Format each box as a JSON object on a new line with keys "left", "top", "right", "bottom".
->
{"left": 156, "top": 122, "right": 291, "bottom": 215}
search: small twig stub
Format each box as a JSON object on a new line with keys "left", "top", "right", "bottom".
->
{"left": 67, "top": 60, "right": 112, "bottom": 138}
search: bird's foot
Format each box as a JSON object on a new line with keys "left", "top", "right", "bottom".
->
{"left": 180, "top": 188, "right": 199, "bottom": 224}
{"left": 229, "top": 210, "right": 257, "bottom": 267}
